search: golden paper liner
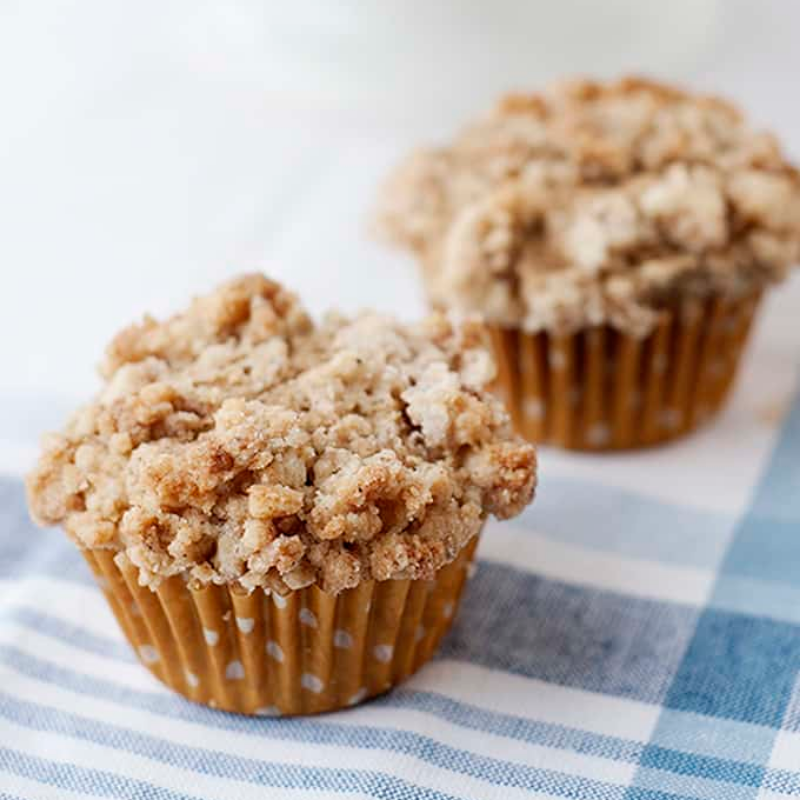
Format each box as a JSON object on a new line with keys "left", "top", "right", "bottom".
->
{"left": 82, "top": 535, "right": 479, "bottom": 716}
{"left": 487, "top": 290, "right": 762, "bottom": 450}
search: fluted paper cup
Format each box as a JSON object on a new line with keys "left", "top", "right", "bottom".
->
{"left": 82, "top": 534, "right": 479, "bottom": 715}
{"left": 487, "top": 290, "right": 761, "bottom": 450}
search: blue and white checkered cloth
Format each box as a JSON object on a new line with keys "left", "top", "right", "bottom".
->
{"left": 2, "top": 286, "right": 800, "bottom": 799}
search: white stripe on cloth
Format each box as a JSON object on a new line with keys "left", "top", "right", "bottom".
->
{"left": 480, "top": 522, "right": 714, "bottom": 607}
{"left": 0, "top": 577, "right": 123, "bottom": 641}
{"left": 416, "top": 661, "right": 659, "bottom": 743}
{"left": 0, "top": 621, "right": 166, "bottom": 693}
{"left": 768, "top": 729, "right": 800, "bottom": 772}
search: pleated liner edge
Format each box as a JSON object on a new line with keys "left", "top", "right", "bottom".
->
{"left": 488, "top": 289, "right": 762, "bottom": 450}
{"left": 82, "top": 533, "right": 479, "bottom": 715}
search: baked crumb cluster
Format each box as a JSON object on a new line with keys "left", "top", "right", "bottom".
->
{"left": 27, "top": 275, "right": 536, "bottom": 594}
{"left": 376, "top": 77, "right": 800, "bottom": 335}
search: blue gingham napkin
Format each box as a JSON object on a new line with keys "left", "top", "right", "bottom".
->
{"left": 2, "top": 285, "right": 800, "bottom": 800}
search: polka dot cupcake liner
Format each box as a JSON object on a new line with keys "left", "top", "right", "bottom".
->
{"left": 487, "top": 289, "right": 762, "bottom": 451}
{"left": 82, "top": 533, "right": 480, "bottom": 716}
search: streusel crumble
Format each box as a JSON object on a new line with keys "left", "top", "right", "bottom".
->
{"left": 27, "top": 275, "right": 536, "bottom": 594}
{"left": 376, "top": 77, "right": 800, "bottom": 335}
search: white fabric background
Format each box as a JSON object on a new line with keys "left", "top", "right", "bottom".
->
{"left": 1, "top": 0, "right": 799, "bottom": 458}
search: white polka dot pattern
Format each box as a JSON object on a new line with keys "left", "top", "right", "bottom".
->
{"left": 236, "top": 617, "right": 255, "bottom": 634}
{"left": 225, "top": 660, "right": 245, "bottom": 680}
{"left": 272, "top": 593, "right": 287, "bottom": 609}
{"left": 299, "top": 608, "right": 318, "bottom": 628}
{"left": 661, "top": 408, "right": 681, "bottom": 430}
{"left": 524, "top": 397, "right": 545, "bottom": 420}
{"left": 373, "top": 644, "right": 394, "bottom": 663}
{"left": 333, "top": 629, "right": 353, "bottom": 649}
{"left": 587, "top": 423, "right": 610, "bottom": 447}
{"left": 83, "top": 524, "right": 479, "bottom": 715}
{"left": 301, "top": 673, "right": 324, "bottom": 694}
{"left": 549, "top": 349, "right": 567, "bottom": 370}
{"left": 266, "top": 640, "right": 284, "bottom": 662}
{"left": 254, "top": 706, "right": 281, "bottom": 716}
{"left": 203, "top": 628, "right": 219, "bottom": 646}
{"left": 348, "top": 688, "right": 368, "bottom": 706}
{"left": 485, "top": 290, "right": 760, "bottom": 451}
{"left": 138, "top": 645, "right": 159, "bottom": 664}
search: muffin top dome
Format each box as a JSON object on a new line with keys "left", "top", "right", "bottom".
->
{"left": 376, "top": 76, "right": 800, "bottom": 335}
{"left": 27, "top": 275, "right": 536, "bottom": 594}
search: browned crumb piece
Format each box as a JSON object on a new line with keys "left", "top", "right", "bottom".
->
{"left": 27, "top": 275, "right": 536, "bottom": 594}
{"left": 375, "top": 76, "right": 800, "bottom": 336}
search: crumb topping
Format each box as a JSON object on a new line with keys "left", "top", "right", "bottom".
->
{"left": 375, "top": 76, "right": 800, "bottom": 335}
{"left": 27, "top": 275, "right": 536, "bottom": 594}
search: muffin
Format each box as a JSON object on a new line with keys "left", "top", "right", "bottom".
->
{"left": 375, "top": 77, "right": 800, "bottom": 449}
{"left": 26, "top": 274, "right": 536, "bottom": 715}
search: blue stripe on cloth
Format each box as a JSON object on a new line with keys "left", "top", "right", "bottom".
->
{"left": 625, "top": 788, "right": 720, "bottom": 800}
{"left": 631, "top": 766, "right": 758, "bottom": 800}
{"left": 0, "top": 742, "right": 467, "bottom": 800}
{"left": 782, "top": 671, "right": 800, "bottom": 733}
{"left": 636, "top": 710, "right": 775, "bottom": 768}
{"left": 518, "top": 477, "right": 735, "bottom": 569}
{"left": 627, "top": 387, "right": 800, "bottom": 800}
{"left": 712, "top": 391, "right": 800, "bottom": 597}
{"left": 660, "top": 609, "right": 800, "bottom": 727}
{"left": 441, "top": 562, "right": 698, "bottom": 705}
{"left": 664, "top": 389, "right": 800, "bottom": 729}
{"left": 739, "top": 392, "right": 800, "bottom": 525}
{"left": 0, "top": 747, "right": 204, "bottom": 800}
{"left": 711, "top": 574, "right": 800, "bottom": 627}
{"left": 638, "top": 746, "right": 763, "bottom": 786}
{"left": 385, "top": 690, "right": 643, "bottom": 764}
{"left": 0, "top": 690, "right": 625, "bottom": 800}
{"left": 763, "top": 768, "right": 800, "bottom": 796}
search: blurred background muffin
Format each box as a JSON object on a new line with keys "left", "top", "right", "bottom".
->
{"left": 374, "top": 77, "right": 800, "bottom": 449}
